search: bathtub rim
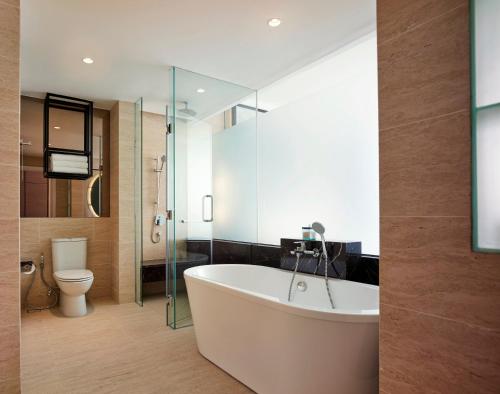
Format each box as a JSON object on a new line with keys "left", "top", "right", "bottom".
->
{"left": 184, "top": 264, "right": 379, "bottom": 324}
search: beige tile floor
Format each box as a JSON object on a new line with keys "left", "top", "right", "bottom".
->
{"left": 21, "top": 297, "right": 253, "bottom": 394}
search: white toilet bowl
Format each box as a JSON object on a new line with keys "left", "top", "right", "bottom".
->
{"left": 54, "top": 269, "right": 94, "bottom": 317}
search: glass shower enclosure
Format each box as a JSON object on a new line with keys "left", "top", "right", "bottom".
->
{"left": 166, "top": 67, "right": 257, "bottom": 328}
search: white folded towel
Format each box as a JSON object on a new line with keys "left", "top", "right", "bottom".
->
{"left": 50, "top": 153, "right": 88, "bottom": 163}
{"left": 51, "top": 160, "right": 88, "bottom": 169}
{"left": 50, "top": 166, "right": 88, "bottom": 175}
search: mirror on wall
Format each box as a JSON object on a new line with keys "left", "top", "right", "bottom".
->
{"left": 20, "top": 96, "right": 110, "bottom": 217}
{"left": 471, "top": 0, "right": 500, "bottom": 252}
{"left": 47, "top": 106, "right": 86, "bottom": 151}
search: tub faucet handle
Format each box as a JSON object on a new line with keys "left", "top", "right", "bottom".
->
{"left": 291, "top": 241, "right": 306, "bottom": 255}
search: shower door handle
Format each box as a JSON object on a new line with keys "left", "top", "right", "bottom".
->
{"left": 202, "top": 195, "right": 213, "bottom": 222}
{"left": 165, "top": 105, "right": 172, "bottom": 134}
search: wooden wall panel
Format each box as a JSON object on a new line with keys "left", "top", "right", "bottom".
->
{"left": 0, "top": 0, "right": 20, "bottom": 392}
{"left": 378, "top": 1, "right": 500, "bottom": 392}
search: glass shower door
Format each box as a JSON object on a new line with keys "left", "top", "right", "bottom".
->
{"left": 166, "top": 66, "right": 257, "bottom": 329}
{"left": 166, "top": 67, "right": 214, "bottom": 328}
{"left": 166, "top": 71, "right": 177, "bottom": 327}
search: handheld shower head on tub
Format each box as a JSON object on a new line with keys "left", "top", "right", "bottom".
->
{"left": 311, "top": 221, "right": 335, "bottom": 308}
{"left": 312, "top": 222, "right": 328, "bottom": 262}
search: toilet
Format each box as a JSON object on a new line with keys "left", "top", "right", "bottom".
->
{"left": 52, "top": 237, "right": 94, "bottom": 317}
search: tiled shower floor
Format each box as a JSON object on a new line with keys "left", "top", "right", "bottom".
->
{"left": 21, "top": 297, "right": 252, "bottom": 394}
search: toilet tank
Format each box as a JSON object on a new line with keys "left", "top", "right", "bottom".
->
{"left": 52, "top": 238, "right": 87, "bottom": 272}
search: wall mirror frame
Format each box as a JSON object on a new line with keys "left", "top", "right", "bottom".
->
{"left": 471, "top": 0, "right": 500, "bottom": 253}
{"left": 43, "top": 93, "right": 93, "bottom": 180}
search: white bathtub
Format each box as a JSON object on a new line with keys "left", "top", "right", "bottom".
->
{"left": 184, "top": 264, "right": 379, "bottom": 394}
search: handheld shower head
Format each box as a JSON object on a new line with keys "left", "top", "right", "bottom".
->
{"left": 160, "top": 155, "right": 166, "bottom": 171}
{"left": 312, "top": 221, "right": 328, "bottom": 260}
{"left": 312, "top": 221, "right": 336, "bottom": 309}
{"left": 311, "top": 222, "right": 325, "bottom": 235}
{"left": 155, "top": 155, "right": 166, "bottom": 172}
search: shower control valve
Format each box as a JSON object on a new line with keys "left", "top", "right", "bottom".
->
{"left": 291, "top": 241, "right": 320, "bottom": 258}
{"left": 154, "top": 214, "right": 166, "bottom": 226}
{"left": 291, "top": 241, "right": 306, "bottom": 256}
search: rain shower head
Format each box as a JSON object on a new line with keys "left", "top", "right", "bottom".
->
{"left": 179, "top": 101, "right": 197, "bottom": 117}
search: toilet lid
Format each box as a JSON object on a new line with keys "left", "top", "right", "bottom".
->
{"left": 54, "top": 269, "right": 93, "bottom": 282}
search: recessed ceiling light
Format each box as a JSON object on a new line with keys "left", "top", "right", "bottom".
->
{"left": 268, "top": 18, "right": 281, "bottom": 27}
{"left": 197, "top": 88, "right": 205, "bottom": 93}
{"left": 82, "top": 57, "right": 94, "bottom": 64}
{"left": 53, "top": 126, "right": 61, "bottom": 130}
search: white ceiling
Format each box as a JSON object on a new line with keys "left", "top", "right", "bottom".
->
{"left": 20, "top": 0, "right": 375, "bottom": 113}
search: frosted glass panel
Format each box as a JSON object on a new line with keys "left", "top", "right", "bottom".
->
{"left": 186, "top": 120, "right": 212, "bottom": 240}
{"left": 256, "top": 35, "right": 379, "bottom": 255}
{"left": 472, "top": 0, "right": 500, "bottom": 251}
{"left": 476, "top": 107, "right": 500, "bottom": 249}
{"left": 475, "top": 0, "right": 500, "bottom": 107}
{"left": 213, "top": 119, "right": 257, "bottom": 243}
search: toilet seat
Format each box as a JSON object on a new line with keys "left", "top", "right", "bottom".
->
{"left": 54, "top": 269, "right": 94, "bottom": 282}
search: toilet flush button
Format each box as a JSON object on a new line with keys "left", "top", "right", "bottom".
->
{"left": 297, "top": 281, "right": 307, "bottom": 292}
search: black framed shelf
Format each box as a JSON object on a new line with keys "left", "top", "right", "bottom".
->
{"left": 43, "top": 93, "right": 93, "bottom": 180}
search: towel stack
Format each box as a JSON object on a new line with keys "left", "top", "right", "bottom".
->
{"left": 50, "top": 153, "right": 89, "bottom": 174}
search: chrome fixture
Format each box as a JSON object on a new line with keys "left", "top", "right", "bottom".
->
{"left": 202, "top": 194, "right": 214, "bottom": 222}
{"left": 151, "top": 155, "right": 166, "bottom": 243}
{"left": 288, "top": 241, "right": 319, "bottom": 302}
{"left": 155, "top": 154, "right": 166, "bottom": 172}
{"left": 178, "top": 101, "right": 197, "bottom": 117}
{"left": 296, "top": 281, "right": 307, "bottom": 292}
{"left": 179, "top": 194, "right": 213, "bottom": 224}
{"left": 287, "top": 249, "right": 302, "bottom": 302}
{"left": 312, "top": 222, "right": 340, "bottom": 309}
{"left": 290, "top": 240, "right": 320, "bottom": 257}
{"left": 24, "top": 254, "right": 58, "bottom": 312}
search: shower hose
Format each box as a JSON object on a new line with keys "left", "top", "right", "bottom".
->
{"left": 316, "top": 243, "right": 342, "bottom": 309}
{"left": 24, "top": 255, "right": 58, "bottom": 312}
{"left": 287, "top": 253, "right": 302, "bottom": 302}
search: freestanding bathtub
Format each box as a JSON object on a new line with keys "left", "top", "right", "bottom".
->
{"left": 184, "top": 264, "right": 379, "bottom": 394}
